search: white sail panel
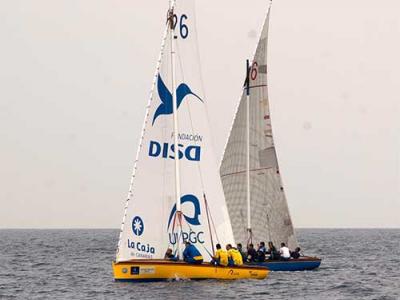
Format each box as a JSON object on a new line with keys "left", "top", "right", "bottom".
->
{"left": 220, "top": 6, "right": 298, "bottom": 249}
{"left": 117, "top": 0, "right": 234, "bottom": 262}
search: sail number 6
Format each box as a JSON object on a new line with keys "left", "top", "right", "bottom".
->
{"left": 173, "top": 14, "right": 189, "bottom": 39}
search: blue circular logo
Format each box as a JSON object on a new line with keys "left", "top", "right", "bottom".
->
{"left": 132, "top": 216, "right": 144, "bottom": 236}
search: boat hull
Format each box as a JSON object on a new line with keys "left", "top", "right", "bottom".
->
{"left": 251, "top": 257, "right": 321, "bottom": 271}
{"left": 113, "top": 259, "right": 269, "bottom": 281}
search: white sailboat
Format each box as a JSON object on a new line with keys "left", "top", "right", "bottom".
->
{"left": 220, "top": 1, "right": 321, "bottom": 271}
{"left": 112, "top": 0, "right": 268, "bottom": 281}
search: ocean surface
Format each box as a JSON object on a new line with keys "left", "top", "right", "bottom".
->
{"left": 0, "top": 229, "right": 399, "bottom": 300}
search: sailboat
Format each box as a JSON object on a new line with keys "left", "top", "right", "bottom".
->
{"left": 112, "top": 0, "right": 268, "bottom": 281}
{"left": 220, "top": 2, "right": 321, "bottom": 271}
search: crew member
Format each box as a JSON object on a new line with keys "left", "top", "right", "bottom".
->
{"left": 183, "top": 241, "right": 203, "bottom": 264}
{"left": 291, "top": 247, "right": 301, "bottom": 259}
{"left": 246, "top": 243, "right": 258, "bottom": 262}
{"left": 267, "top": 241, "right": 279, "bottom": 260}
{"left": 257, "top": 242, "right": 266, "bottom": 262}
{"left": 279, "top": 242, "right": 291, "bottom": 261}
{"left": 237, "top": 243, "right": 246, "bottom": 262}
{"left": 213, "top": 243, "right": 228, "bottom": 266}
{"left": 226, "top": 244, "right": 243, "bottom": 266}
{"left": 164, "top": 248, "right": 178, "bottom": 261}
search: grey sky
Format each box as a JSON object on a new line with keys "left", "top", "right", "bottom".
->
{"left": 0, "top": 0, "right": 399, "bottom": 228}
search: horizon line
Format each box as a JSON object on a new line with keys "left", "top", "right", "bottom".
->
{"left": 1, "top": 227, "right": 399, "bottom": 230}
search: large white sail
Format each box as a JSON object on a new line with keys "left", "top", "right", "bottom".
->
{"left": 220, "top": 5, "right": 298, "bottom": 249}
{"left": 116, "top": 0, "right": 234, "bottom": 262}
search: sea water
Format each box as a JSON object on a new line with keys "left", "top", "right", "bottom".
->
{"left": 0, "top": 229, "right": 399, "bottom": 300}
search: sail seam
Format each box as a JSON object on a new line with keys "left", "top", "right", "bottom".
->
{"left": 221, "top": 166, "right": 275, "bottom": 178}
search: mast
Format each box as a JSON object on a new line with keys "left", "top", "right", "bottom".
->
{"left": 246, "top": 59, "right": 252, "bottom": 244}
{"left": 169, "top": 0, "right": 183, "bottom": 255}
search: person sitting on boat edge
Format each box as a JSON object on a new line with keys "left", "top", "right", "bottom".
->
{"left": 164, "top": 248, "right": 178, "bottom": 261}
{"left": 257, "top": 241, "right": 266, "bottom": 262}
{"left": 237, "top": 243, "right": 246, "bottom": 262}
{"left": 183, "top": 241, "right": 203, "bottom": 264}
{"left": 290, "top": 247, "right": 301, "bottom": 259}
{"left": 267, "top": 241, "right": 279, "bottom": 260}
{"left": 246, "top": 243, "right": 258, "bottom": 263}
{"left": 279, "top": 242, "right": 291, "bottom": 261}
{"left": 212, "top": 243, "right": 228, "bottom": 266}
{"left": 226, "top": 244, "right": 243, "bottom": 266}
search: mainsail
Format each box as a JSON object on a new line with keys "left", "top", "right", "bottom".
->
{"left": 220, "top": 4, "right": 298, "bottom": 249}
{"left": 116, "top": 0, "right": 234, "bottom": 262}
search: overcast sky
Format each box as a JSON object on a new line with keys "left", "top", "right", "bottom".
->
{"left": 0, "top": 0, "right": 399, "bottom": 228}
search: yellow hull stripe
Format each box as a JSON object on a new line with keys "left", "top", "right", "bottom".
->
{"left": 112, "top": 260, "right": 268, "bottom": 281}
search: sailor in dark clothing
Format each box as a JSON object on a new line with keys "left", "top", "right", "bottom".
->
{"left": 291, "top": 247, "right": 301, "bottom": 259}
{"left": 164, "top": 248, "right": 178, "bottom": 261}
{"left": 237, "top": 243, "right": 246, "bottom": 262}
{"left": 257, "top": 242, "right": 266, "bottom": 262}
{"left": 246, "top": 243, "right": 258, "bottom": 262}
{"left": 267, "top": 241, "right": 280, "bottom": 260}
{"left": 183, "top": 241, "right": 203, "bottom": 264}
{"left": 258, "top": 241, "right": 266, "bottom": 253}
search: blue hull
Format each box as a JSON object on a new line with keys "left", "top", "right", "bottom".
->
{"left": 252, "top": 258, "right": 321, "bottom": 271}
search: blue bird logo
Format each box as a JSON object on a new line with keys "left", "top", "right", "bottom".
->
{"left": 152, "top": 74, "right": 202, "bottom": 125}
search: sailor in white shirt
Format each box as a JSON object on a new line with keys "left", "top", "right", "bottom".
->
{"left": 279, "top": 243, "right": 291, "bottom": 261}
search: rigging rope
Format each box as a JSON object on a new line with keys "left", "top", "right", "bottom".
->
{"left": 171, "top": 208, "right": 214, "bottom": 260}
{"left": 203, "top": 193, "right": 215, "bottom": 257}
{"left": 174, "top": 28, "right": 224, "bottom": 256}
